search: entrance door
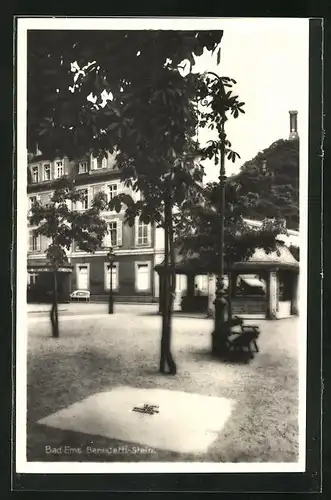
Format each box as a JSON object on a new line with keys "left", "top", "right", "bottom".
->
{"left": 77, "top": 265, "right": 89, "bottom": 290}
{"left": 136, "top": 263, "right": 150, "bottom": 291}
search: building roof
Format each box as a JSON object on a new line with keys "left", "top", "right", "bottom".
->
{"left": 155, "top": 244, "right": 299, "bottom": 274}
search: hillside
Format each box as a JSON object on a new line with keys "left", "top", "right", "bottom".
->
{"left": 231, "top": 137, "right": 299, "bottom": 230}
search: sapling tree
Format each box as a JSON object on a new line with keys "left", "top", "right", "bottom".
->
{"left": 176, "top": 180, "right": 287, "bottom": 323}
{"left": 29, "top": 177, "right": 108, "bottom": 337}
{"left": 26, "top": 29, "right": 250, "bottom": 367}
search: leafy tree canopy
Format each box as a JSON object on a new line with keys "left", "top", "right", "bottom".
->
{"left": 231, "top": 138, "right": 299, "bottom": 230}
{"left": 29, "top": 178, "right": 108, "bottom": 267}
{"left": 175, "top": 180, "right": 288, "bottom": 272}
{"left": 28, "top": 30, "right": 224, "bottom": 160}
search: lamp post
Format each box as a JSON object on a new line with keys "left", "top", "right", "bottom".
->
{"left": 106, "top": 247, "right": 115, "bottom": 314}
{"left": 212, "top": 118, "right": 228, "bottom": 355}
{"left": 201, "top": 73, "right": 229, "bottom": 355}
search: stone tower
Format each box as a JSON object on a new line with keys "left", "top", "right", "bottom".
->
{"left": 289, "top": 110, "right": 299, "bottom": 140}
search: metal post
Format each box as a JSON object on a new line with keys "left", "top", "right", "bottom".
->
{"left": 107, "top": 248, "right": 115, "bottom": 314}
{"left": 212, "top": 117, "right": 228, "bottom": 354}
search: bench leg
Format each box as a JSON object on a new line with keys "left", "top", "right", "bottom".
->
{"left": 253, "top": 340, "right": 259, "bottom": 352}
{"left": 247, "top": 344, "right": 254, "bottom": 359}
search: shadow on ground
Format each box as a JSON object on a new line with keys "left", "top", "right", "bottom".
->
{"left": 26, "top": 314, "right": 300, "bottom": 463}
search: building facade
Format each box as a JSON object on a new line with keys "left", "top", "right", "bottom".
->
{"left": 27, "top": 151, "right": 159, "bottom": 303}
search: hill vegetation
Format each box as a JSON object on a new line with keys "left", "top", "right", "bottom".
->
{"left": 231, "top": 137, "right": 299, "bottom": 230}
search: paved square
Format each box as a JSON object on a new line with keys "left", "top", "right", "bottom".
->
{"left": 37, "top": 386, "right": 235, "bottom": 454}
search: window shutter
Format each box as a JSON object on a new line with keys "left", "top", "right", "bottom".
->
{"left": 112, "top": 265, "right": 118, "bottom": 289}
{"left": 86, "top": 187, "right": 90, "bottom": 208}
{"left": 134, "top": 217, "right": 139, "bottom": 246}
{"left": 117, "top": 182, "right": 122, "bottom": 195}
{"left": 103, "top": 224, "right": 111, "bottom": 248}
{"left": 40, "top": 235, "right": 46, "bottom": 252}
{"left": 102, "top": 156, "right": 107, "bottom": 169}
{"left": 92, "top": 157, "right": 98, "bottom": 170}
{"left": 28, "top": 231, "right": 33, "bottom": 251}
{"left": 36, "top": 234, "right": 41, "bottom": 251}
{"left": 147, "top": 223, "right": 152, "bottom": 245}
{"left": 117, "top": 220, "right": 123, "bottom": 246}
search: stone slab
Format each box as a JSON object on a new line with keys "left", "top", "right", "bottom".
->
{"left": 37, "top": 386, "right": 235, "bottom": 454}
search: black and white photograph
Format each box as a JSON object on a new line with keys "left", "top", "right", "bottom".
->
{"left": 16, "top": 17, "right": 311, "bottom": 475}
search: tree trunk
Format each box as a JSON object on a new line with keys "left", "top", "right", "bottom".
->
{"left": 159, "top": 208, "right": 169, "bottom": 373}
{"left": 159, "top": 269, "right": 168, "bottom": 372}
{"left": 50, "top": 269, "right": 59, "bottom": 338}
{"left": 227, "top": 269, "right": 232, "bottom": 324}
{"left": 166, "top": 199, "right": 177, "bottom": 374}
{"left": 159, "top": 195, "right": 177, "bottom": 375}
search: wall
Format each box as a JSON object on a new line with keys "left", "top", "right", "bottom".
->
{"left": 277, "top": 301, "right": 292, "bottom": 318}
{"left": 70, "top": 253, "right": 154, "bottom": 298}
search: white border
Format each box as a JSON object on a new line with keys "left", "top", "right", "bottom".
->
{"left": 16, "top": 17, "right": 310, "bottom": 475}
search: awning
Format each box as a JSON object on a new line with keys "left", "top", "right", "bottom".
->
{"left": 240, "top": 276, "right": 266, "bottom": 290}
{"left": 28, "top": 265, "right": 73, "bottom": 273}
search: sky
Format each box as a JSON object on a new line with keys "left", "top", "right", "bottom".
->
{"left": 192, "top": 19, "right": 309, "bottom": 181}
{"left": 81, "top": 18, "right": 309, "bottom": 183}
{"left": 23, "top": 16, "right": 310, "bottom": 182}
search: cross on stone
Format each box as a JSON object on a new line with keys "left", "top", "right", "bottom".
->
{"left": 132, "top": 403, "right": 159, "bottom": 415}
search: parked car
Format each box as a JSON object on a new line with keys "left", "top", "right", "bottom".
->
{"left": 70, "top": 290, "right": 90, "bottom": 302}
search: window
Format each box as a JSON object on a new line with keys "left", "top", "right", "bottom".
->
{"left": 91, "top": 155, "right": 108, "bottom": 170}
{"left": 103, "top": 220, "right": 122, "bottom": 247}
{"left": 136, "top": 220, "right": 151, "bottom": 246}
{"left": 75, "top": 188, "right": 89, "bottom": 210}
{"left": 29, "top": 231, "right": 41, "bottom": 252}
{"left": 79, "top": 161, "right": 88, "bottom": 174}
{"left": 110, "top": 221, "right": 120, "bottom": 246}
{"left": 29, "top": 196, "right": 37, "bottom": 210}
{"left": 135, "top": 262, "right": 150, "bottom": 291}
{"left": 56, "top": 161, "right": 64, "bottom": 178}
{"left": 76, "top": 264, "right": 89, "bottom": 290}
{"left": 32, "top": 166, "right": 39, "bottom": 183}
{"left": 176, "top": 275, "right": 188, "bottom": 293}
{"left": 91, "top": 157, "right": 102, "bottom": 169}
{"left": 44, "top": 164, "right": 51, "bottom": 181}
{"left": 104, "top": 262, "right": 119, "bottom": 290}
{"left": 194, "top": 275, "right": 209, "bottom": 295}
{"left": 91, "top": 184, "right": 104, "bottom": 199}
{"left": 108, "top": 183, "right": 118, "bottom": 201}
{"left": 27, "top": 273, "right": 38, "bottom": 286}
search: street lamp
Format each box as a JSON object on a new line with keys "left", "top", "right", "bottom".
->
{"left": 212, "top": 118, "right": 228, "bottom": 355}
{"left": 106, "top": 247, "right": 115, "bottom": 314}
{"left": 201, "top": 73, "right": 229, "bottom": 355}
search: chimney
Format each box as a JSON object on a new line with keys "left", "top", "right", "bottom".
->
{"left": 289, "top": 110, "right": 298, "bottom": 140}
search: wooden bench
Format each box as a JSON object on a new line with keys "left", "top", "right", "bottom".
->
{"left": 226, "top": 325, "right": 260, "bottom": 360}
